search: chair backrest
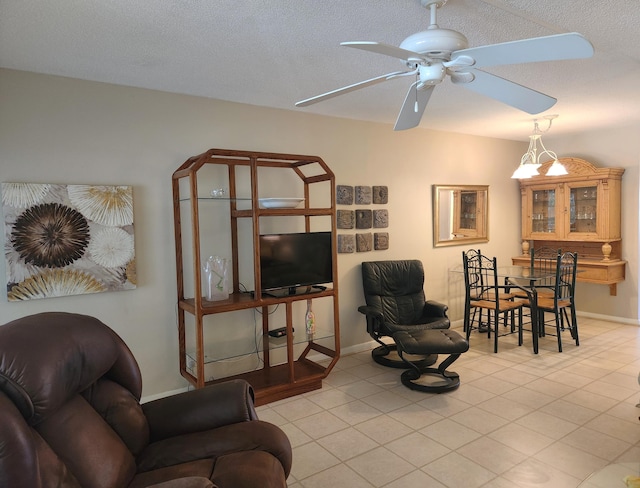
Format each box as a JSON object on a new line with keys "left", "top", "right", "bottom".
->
{"left": 464, "top": 252, "right": 498, "bottom": 303}
{"left": 462, "top": 249, "right": 482, "bottom": 301}
{"left": 530, "top": 246, "right": 561, "bottom": 288}
{"left": 554, "top": 251, "right": 578, "bottom": 302}
{"left": 361, "top": 260, "right": 427, "bottom": 325}
{"left": 0, "top": 312, "right": 148, "bottom": 488}
{"left": 463, "top": 249, "right": 482, "bottom": 262}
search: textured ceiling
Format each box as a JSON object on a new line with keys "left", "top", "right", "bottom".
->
{"left": 2, "top": 0, "right": 639, "bottom": 141}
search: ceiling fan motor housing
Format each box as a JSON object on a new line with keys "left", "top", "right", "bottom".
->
{"left": 418, "top": 63, "right": 446, "bottom": 86}
{"left": 400, "top": 28, "right": 468, "bottom": 59}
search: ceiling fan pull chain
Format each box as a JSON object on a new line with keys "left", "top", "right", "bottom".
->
{"left": 414, "top": 74, "right": 419, "bottom": 112}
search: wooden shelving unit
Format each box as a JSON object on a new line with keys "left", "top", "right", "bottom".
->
{"left": 172, "top": 149, "right": 340, "bottom": 405}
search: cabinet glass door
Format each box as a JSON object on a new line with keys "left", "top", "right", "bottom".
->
{"left": 570, "top": 185, "right": 597, "bottom": 234}
{"left": 531, "top": 189, "right": 556, "bottom": 233}
{"left": 458, "top": 190, "right": 477, "bottom": 231}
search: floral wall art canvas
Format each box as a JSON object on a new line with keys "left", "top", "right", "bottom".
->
{"left": 2, "top": 183, "right": 136, "bottom": 301}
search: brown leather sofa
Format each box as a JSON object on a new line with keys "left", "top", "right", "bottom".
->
{"left": 0, "top": 312, "right": 292, "bottom": 488}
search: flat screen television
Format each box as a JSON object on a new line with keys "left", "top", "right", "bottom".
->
{"left": 259, "top": 231, "right": 333, "bottom": 296}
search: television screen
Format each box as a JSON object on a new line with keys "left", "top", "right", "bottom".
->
{"left": 259, "top": 232, "right": 333, "bottom": 294}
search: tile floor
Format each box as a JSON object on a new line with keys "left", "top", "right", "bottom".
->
{"left": 256, "top": 317, "right": 640, "bottom": 487}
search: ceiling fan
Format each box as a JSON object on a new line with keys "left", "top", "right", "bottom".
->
{"left": 295, "top": 0, "right": 594, "bottom": 131}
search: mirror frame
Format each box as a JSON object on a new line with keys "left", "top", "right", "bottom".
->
{"left": 432, "top": 184, "right": 489, "bottom": 248}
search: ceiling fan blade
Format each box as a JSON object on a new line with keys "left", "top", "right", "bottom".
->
{"left": 295, "top": 70, "right": 409, "bottom": 107}
{"left": 341, "top": 41, "right": 424, "bottom": 62}
{"left": 394, "top": 82, "right": 434, "bottom": 131}
{"left": 455, "top": 69, "right": 556, "bottom": 114}
{"left": 452, "top": 32, "right": 594, "bottom": 68}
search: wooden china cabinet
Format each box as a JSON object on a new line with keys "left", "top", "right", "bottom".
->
{"left": 172, "top": 149, "right": 340, "bottom": 405}
{"left": 512, "top": 157, "right": 625, "bottom": 295}
{"left": 452, "top": 188, "right": 485, "bottom": 238}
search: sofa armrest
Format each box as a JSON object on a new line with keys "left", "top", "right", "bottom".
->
{"left": 358, "top": 305, "right": 385, "bottom": 337}
{"left": 424, "top": 300, "right": 449, "bottom": 317}
{"left": 142, "top": 379, "right": 257, "bottom": 442}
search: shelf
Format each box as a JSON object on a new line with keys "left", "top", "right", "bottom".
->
{"left": 185, "top": 323, "right": 335, "bottom": 364}
{"left": 179, "top": 196, "right": 333, "bottom": 219}
{"left": 179, "top": 196, "right": 252, "bottom": 202}
{"left": 173, "top": 148, "right": 340, "bottom": 400}
{"left": 178, "top": 288, "right": 335, "bottom": 315}
{"left": 191, "top": 360, "right": 328, "bottom": 406}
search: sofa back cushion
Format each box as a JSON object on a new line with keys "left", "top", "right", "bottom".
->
{"left": 0, "top": 312, "right": 149, "bottom": 487}
{"left": 36, "top": 394, "right": 137, "bottom": 488}
{"left": 82, "top": 378, "right": 150, "bottom": 455}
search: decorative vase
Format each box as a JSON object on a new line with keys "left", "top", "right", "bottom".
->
{"left": 305, "top": 299, "right": 315, "bottom": 338}
{"left": 203, "top": 255, "right": 229, "bottom": 301}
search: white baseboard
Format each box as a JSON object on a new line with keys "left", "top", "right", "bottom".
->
{"left": 141, "top": 386, "right": 189, "bottom": 403}
{"left": 575, "top": 311, "right": 640, "bottom": 326}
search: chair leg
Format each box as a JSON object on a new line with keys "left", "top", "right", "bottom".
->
{"left": 538, "top": 310, "right": 546, "bottom": 337}
{"left": 571, "top": 305, "right": 579, "bottom": 345}
{"left": 554, "top": 309, "right": 563, "bottom": 353}
{"left": 493, "top": 310, "right": 498, "bottom": 353}
{"left": 567, "top": 304, "right": 579, "bottom": 345}
{"left": 466, "top": 307, "right": 488, "bottom": 335}
{"left": 466, "top": 304, "right": 483, "bottom": 332}
{"left": 463, "top": 302, "right": 470, "bottom": 333}
{"left": 517, "top": 308, "right": 523, "bottom": 346}
{"left": 478, "top": 308, "right": 489, "bottom": 332}
{"left": 531, "top": 304, "right": 539, "bottom": 355}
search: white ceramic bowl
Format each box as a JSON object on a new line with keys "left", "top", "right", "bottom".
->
{"left": 258, "top": 198, "right": 304, "bottom": 209}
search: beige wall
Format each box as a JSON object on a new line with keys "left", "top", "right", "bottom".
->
{"left": 1, "top": 69, "right": 637, "bottom": 397}
{"left": 546, "top": 128, "right": 639, "bottom": 320}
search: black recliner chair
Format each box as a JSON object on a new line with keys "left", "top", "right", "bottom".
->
{"left": 358, "top": 260, "right": 450, "bottom": 368}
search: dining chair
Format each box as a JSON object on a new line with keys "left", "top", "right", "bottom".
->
{"left": 510, "top": 246, "right": 561, "bottom": 335}
{"left": 511, "top": 246, "right": 561, "bottom": 301}
{"left": 464, "top": 253, "right": 524, "bottom": 353}
{"left": 530, "top": 246, "right": 563, "bottom": 295}
{"left": 462, "top": 249, "right": 518, "bottom": 335}
{"left": 462, "top": 249, "right": 482, "bottom": 333}
{"left": 535, "top": 251, "right": 580, "bottom": 352}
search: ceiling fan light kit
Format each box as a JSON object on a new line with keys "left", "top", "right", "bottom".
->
{"left": 545, "top": 159, "right": 570, "bottom": 177}
{"left": 295, "top": 0, "right": 594, "bottom": 131}
{"left": 511, "top": 115, "right": 568, "bottom": 179}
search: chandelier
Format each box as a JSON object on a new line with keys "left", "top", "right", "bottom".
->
{"left": 511, "top": 115, "right": 567, "bottom": 179}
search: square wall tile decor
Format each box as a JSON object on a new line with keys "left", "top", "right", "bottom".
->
{"left": 336, "top": 185, "right": 389, "bottom": 253}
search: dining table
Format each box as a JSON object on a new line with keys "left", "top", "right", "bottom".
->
{"left": 453, "top": 264, "right": 557, "bottom": 354}
{"left": 501, "top": 266, "right": 558, "bottom": 354}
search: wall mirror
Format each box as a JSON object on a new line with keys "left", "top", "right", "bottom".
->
{"left": 432, "top": 185, "right": 489, "bottom": 247}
